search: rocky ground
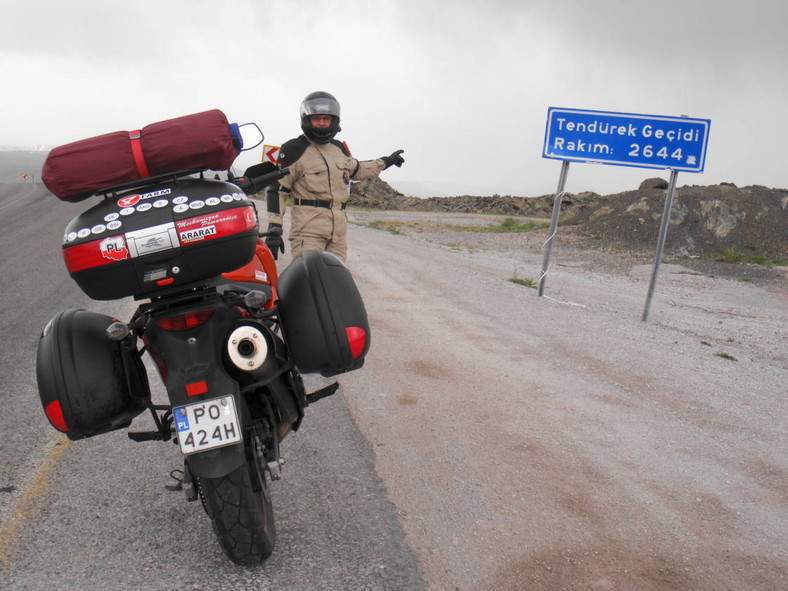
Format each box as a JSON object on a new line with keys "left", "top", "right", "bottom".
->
{"left": 339, "top": 206, "right": 787, "bottom": 591}
{"left": 350, "top": 177, "right": 787, "bottom": 286}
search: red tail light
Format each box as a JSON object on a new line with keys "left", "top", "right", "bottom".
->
{"left": 186, "top": 380, "right": 209, "bottom": 397}
{"left": 155, "top": 309, "right": 214, "bottom": 331}
{"left": 345, "top": 326, "right": 366, "bottom": 359}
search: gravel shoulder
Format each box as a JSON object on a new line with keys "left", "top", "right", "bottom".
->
{"left": 340, "top": 208, "right": 787, "bottom": 591}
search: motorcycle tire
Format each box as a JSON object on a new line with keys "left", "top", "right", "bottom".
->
{"left": 197, "top": 461, "right": 276, "bottom": 565}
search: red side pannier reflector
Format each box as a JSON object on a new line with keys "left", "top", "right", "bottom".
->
{"left": 45, "top": 400, "right": 69, "bottom": 433}
{"left": 345, "top": 326, "right": 366, "bottom": 359}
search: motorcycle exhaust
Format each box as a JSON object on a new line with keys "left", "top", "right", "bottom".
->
{"left": 226, "top": 325, "right": 268, "bottom": 371}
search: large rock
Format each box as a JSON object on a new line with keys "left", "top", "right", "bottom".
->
{"left": 570, "top": 184, "right": 787, "bottom": 257}
{"left": 639, "top": 177, "right": 669, "bottom": 190}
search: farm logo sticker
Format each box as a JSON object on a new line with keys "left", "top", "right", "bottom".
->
{"left": 117, "top": 194, "right": 141, "bottom": 208}
{"left": 117, "top": 188, "right": 172, "bottom": 208}
{"left": 99, "top": 236, "right": 129, "bottom": 261}
{"left": 140, "top": 188, "right": 171, "bottom": 200}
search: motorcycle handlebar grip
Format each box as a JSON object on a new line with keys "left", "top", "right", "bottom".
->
{"left": 236, "top": 168, "right": 290, "bottom": 195}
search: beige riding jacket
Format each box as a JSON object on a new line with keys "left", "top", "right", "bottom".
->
{"left": 267, "top": 137, "right": 385, "bottom": 226}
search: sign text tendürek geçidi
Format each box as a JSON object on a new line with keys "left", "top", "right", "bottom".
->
{"left": 543, "top": 108, "right": 710, "bottom": 172}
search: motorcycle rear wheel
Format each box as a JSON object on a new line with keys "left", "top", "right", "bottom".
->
{"left": 197, "top": 461, "right": 276, "bottom": 565}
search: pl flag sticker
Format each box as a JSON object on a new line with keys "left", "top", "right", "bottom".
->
{"left": 543, "top": 107, "right": 711, "bottom": 172}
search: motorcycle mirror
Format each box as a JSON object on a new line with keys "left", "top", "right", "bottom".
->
{"left": 233, "top": 122, "right": 265, "bottom": 152}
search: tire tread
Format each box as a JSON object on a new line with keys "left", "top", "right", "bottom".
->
{"left": 198, "top": 463, "right": 275, "bottom": 565}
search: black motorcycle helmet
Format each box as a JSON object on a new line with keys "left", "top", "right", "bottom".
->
{"left": 300, "top": 91, "right": 341, "bottom": 143}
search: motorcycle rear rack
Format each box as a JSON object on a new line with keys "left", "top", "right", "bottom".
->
{"left": 94, "top": 168, "right": 208, "bottom": 200}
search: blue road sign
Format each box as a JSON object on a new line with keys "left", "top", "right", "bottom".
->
{"left": 543, "top": 107, "right": 711, "bottom": 172}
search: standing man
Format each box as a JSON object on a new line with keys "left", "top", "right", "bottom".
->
{"left": 264, "top": 91, "right": 404, "bottom": 262}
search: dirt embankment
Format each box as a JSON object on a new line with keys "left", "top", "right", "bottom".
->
{"left": 350, "top": 178, "right": 787, "bottom": 261}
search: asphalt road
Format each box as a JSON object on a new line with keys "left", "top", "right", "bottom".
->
{"left": 0, "top": 184, "right": 424, "bottom": 591}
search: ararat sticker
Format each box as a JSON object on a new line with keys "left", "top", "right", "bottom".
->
{"left": 179, "top": 224, "right": 217, "bottom": 243}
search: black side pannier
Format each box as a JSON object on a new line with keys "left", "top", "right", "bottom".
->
{"left": 36, "top": 308, "right": 150, "bottom": 439}
{"left": 277, "top": 251, "right": 370, "bottom": 376}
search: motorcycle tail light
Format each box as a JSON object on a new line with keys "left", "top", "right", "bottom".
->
{"left": 345, "top": 326, "right": 366, "bottom": 359}
{"left": 185, "top": 380, "right": 209, "bottom": 397}
{"left": 155, "top": 309, "right": 214, "bottom": 331}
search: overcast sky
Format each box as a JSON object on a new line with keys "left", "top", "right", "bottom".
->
{"left": 2, "top": 0, "right": 786, "bottom": 197}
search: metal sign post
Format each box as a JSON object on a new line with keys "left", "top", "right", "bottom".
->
{"left": 642, "top": 169, "right": 679, "bottom": 321}
{"left": 538, "top": 160, "right": 570, "bottom": 296}
{"left": 540, "top": 107, "right": 711, "bottom": 318}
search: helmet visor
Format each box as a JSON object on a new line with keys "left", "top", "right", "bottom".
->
{"left": 300, "top": 96, "right": 340, "bottom": 118}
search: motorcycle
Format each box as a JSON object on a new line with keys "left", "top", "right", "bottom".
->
{"left": 35, "top": 151, "right": 371, "bottom": 565}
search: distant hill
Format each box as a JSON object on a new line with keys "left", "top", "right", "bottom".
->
{"left": 350, "top": 177, "right": 787, "bottom": 258}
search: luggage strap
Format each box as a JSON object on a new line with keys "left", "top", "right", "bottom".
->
{"left": 129, "top": 130, "right": 151, "bottom": 178}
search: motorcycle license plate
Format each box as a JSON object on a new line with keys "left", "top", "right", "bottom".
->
{"left": 173, "top": 395, "right": 242, "bottom": 455}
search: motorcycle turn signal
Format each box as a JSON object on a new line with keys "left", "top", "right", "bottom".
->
{"left": 106, "top": 321, "right": 130, "bottom": 341}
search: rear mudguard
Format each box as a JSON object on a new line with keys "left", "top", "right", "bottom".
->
{"left": 143, "top": 300, "right": 247, "bottom": 479}
{"left": 186, "top": 441, "right": 245, "bottom": 479}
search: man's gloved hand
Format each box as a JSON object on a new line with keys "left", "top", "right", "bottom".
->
{"left": 380, "top": 149, "right": 405, "bottom": 169}
{"left": 264, "top": 223, "right": 285, "bottom": 260}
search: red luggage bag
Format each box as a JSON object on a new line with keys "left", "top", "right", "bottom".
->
{"left": 42, "top": 109, "right": 241, "bottom": 202}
